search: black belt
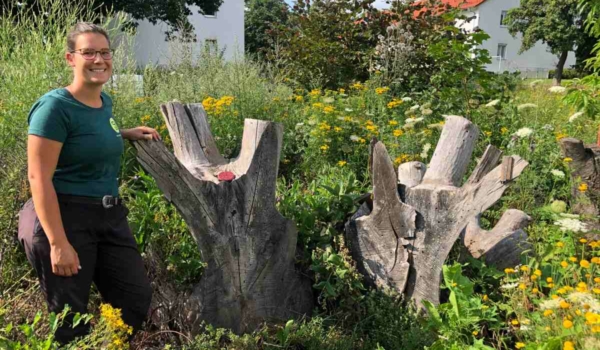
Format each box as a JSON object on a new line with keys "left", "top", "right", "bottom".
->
{"left": 57, "top": 194, "right": 123, "bottom": 209}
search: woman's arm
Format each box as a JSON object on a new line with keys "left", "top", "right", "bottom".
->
{"left": 27, "top": 135, "right": 80, "bottom": 277}
{"left": 121, "top": 126, "right": 160, "bottom": 141}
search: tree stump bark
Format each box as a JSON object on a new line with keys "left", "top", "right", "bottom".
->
{"left": 559, "top": 137, "right": 600, "bottom": 216}
{"left": 133, "top": 102, "right": 313, "bottom": 333}
{"left": 346, "top": 116, "right": 530, "bottom": 308}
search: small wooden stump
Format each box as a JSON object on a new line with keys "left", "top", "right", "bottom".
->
{"left": 346, "top": 116, "right": 530, "bottom": 308}
{"left": 559, "top": 137, "right": 600, "bottom": 216}
{"left": 133, "top": 102, "right": 313, "bottom": 333}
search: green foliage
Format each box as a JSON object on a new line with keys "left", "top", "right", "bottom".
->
{"left": 270, "top": 0, "right": 389, "bottom": 89}
{"left": 244, "top": 0, "right": 289, "bottom": 56}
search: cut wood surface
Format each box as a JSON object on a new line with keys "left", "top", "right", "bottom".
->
{"left": 134, "top": 102, "right": 312, "bottom": 333}
{"left": 346, "top": 116, "right": 530, "bottom": 309}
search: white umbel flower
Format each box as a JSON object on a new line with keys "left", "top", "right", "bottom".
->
{"left": 554, "top": 218, "right": 589, "bottom": 233}
{"left": 421, "top": 108, "right": 433, "bottom": 116}
{"left": 517, "top": 103, "right": 538, "bottom": 111}
{"left": 410, "top": 104, "right": 420, "bottom": 111}
{"left": 529, "top": 80, "right": 543, "bottom": 88}
{"left": 568, "top": 111, "right": 583, "bottom": 122}
{"left": 548, "top": 86, "right": 567, "bottom": 93}
{"left": 514, "top": 127, "right": 533, "bottom": 138}
{"left": 350, "top": 135, "right": 360, "bottom": 142}
{"left": 550, "top": 169, "right": 565, "bottom": 178}
{"left": 401, "top": 97, "right": 413, "bottom": 102}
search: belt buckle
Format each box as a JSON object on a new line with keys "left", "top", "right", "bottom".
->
{"left": 102, "top": 195, "right": 114, "bottom": 209}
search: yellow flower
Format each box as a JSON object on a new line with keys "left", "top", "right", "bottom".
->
{"left": 563, "top": 341, "right": 574, "bottom": 350}
{"left": 557, "top": 288, "right": 567, "bottom": 295}
{"left": 389, "top": 120, "right": 399, "bottom": 126}
{"left": 351, "top": 82, "right": 365, "bottom": 90}
{"left": 501, "top": 127, "right": 509, "bottom": 134}
{"left": 295, "top": 95, "right": 304, "bottom": 102}
{"left": 552, "top": 294, "right": 559, "bottom": 299}
{"left": 511, "top": 319, "right": 520, "bottom": 325}
{"left": 569, "top": 257, "right": 578, "bottom": 262}
{"left": 580, "top": 260, "right": 591, "bottom": 268}
{"left": 472, "top": 330, "right": 478, "bottom": 336}
{"left": 393, "top": 129, "right": 404, "bottom": 137}
{"left": 140, "top": 115, "right": 151, "bottom": 123}
{"left": 309, "top": 89, "right": 321, "bottom": 97}
{"left": 338, "top": 88, "right": 345, "bottom": 94}
{"left": 387, "top": 99, "right": 403, "bottom": 109}
{"left": 547, "top": 277, "right": 553, "bottom": 283}
{"left": 505, "top": 268, "right": 516, "bottom": 274}
{"left": 564, "top": 157, "right": 573, "bottom": 163}
{"left": 560, "top": 300, "right": 571, "bottom": 309}
{"left": 580, "top": 238, "right": 588, "bottom": 243}
{"left": 375, "top": 87, "right": 390, "bottom": 95}
{"left": 555, "top": 132, "right": 568, "bottom": 141}
{"left": 515, "top": 342, "right": 526, "bottom": 349}
{"left": 563, "top": 319, "right": 573, "bottom": 329}
{"left": 366, "top": 125, "right": 378, "bottom": 132}
{"left": 534, "top": 269, "right": 542, "bottom": 276}
{"left": 532, "top": 288, "right": 539, "bottom": 294}
{"left": 531, "top": 275, "right": 538, "bottom": 281}
{"left": 556, "top": 242, "right": 564, "bottom": 247}
{"left": 482, "top": 305, "right": 489, "bottom": 310}
{"left": 520, "top": 266, "right": 530, "bottom": 272}
{"left": 577, "top": 282, "right": 587, "bottom": 292}
{"left": 593, "top": 288, "right": 600, "bottom": 294}
{"left": 592, "top": 258, "right": 600, "bottom": 264}
{"left": 334, "top": 126, "right": 342, "bottom": 132}
{"left": 594, "top": 277, "right": 600, "bottom": 283}
{"left": 451, "top": 282, "right": 457, "bottom": 287}
{"left": 358, "top": 138, "right": 366, "bottom": 144}
{"left": 561, "top": 260, "right": 569, "bottom": 268}
{"left": 484, "top": 131, "right": 492, "bottom": 137}
{"left": 323, "top": 106, "right": 335, "bottom": 114}
{"left": 337, "top": 160, "right": 347, "bottom": 167}
{"left": 578, "top": 183, "right": 588, "bottom": 192}
{"left": 482, "top": 294, "right": 489, "bottom": 301}
{"left": 320, "top": 145, "right": 329, "bottom": 151}
{"left": 518, "top": 283, "right": 526, "bottom": 290}
{"left": 544, "top": 310, "right": 554, "bottom": 317}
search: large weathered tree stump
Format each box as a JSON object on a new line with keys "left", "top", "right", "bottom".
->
{"left": 133, "top": 102, "right": 313, "bottom": 333}
{"left": 559, "top": 137, "right": 600, "bottom": 216}
{"left": 346, "top": 116, "right": 530, "bottom": 308}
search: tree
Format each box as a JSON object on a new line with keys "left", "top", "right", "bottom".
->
{"left": 244, "top": 0, "right": 289, "bottom": 56}
{"left": 1, "top": 0, "right": 224, "bottom": 39}
{"left": 505, "top": 0, "right": 588, "bottom": 85}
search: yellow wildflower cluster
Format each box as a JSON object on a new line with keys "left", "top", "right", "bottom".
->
{"left": 202, "top": 96, "right": 235, "bottom": 116}
{"left": 350, "top": 82, "right": 366, "bottom": 90}
{"left": 99, "top": 303, "right": 133, "bottom": 350}
{"left": 387, "top": 99, "right": 403, "bottom": 109}
{"left": 309, "top": 89, "right": 321, "bottom": 97}
{"left": 140, "top": 115, "right": 151, "bottom": 124}
{"left": 375, "top": 87, "right": 390, "bottom": 95}
{"left": 555, "top": 132, "right": 568, "bottom": 141}
{"left": 394, "top": 154, "right": 415, "bottom": 165}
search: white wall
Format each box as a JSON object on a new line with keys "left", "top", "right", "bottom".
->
{"left": 132, "top": 0, "right": 244, "bottom": 67}
{"left": 476, "top": 0, "right": 575, "bottom": 76}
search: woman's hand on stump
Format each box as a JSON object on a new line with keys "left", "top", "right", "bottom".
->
{"left": 121, "top": 126, "right": 161, "bottom": 141}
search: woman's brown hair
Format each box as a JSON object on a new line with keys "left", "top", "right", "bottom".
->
{"left": 66, "top": 22, "right": 110, "bottom": 51}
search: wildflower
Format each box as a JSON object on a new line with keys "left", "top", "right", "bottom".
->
{"left": 563, "top": 319, "right": 574, "bottom": 329}
{"left": 485, "top": 99, "right": 500, "bottom": 107}
{"left": 544, "top": 309, "right": 554, "bottom": 317}
{"left": 514, "top": 128, "right": 533, "bottom": 138}
{"left": 421, "top": 109, "right": 433, "bottom": 116}
{"left": 531, "top": 275, "right": 538, "bottom": 281}
{"left": 505, "top": 268, "right": 516, "bottom": 274}
{"left": 576, "top": 282, "right": 588, "bottom": 293}
{"left": 520, "top": 266, "right": 530, "bottom": 272}
{"left": 334, "top": 127, "right": 342, "bottom": 132}
{"left": 375, "top": 87, "right": 390, "bottom": 95}
{"left": 351, "top": 82, "right": 365, "bottom": 90}
{"left": 323, "top": 106, "right": 335, "bottom": 114}
{"left": 556, "top": 242, "right": 565, "bottom": 247}
{"left": 578, "top": 183, "right": 588, "bottom": 192}
{"left": 501, "top": 127, "right": 509, "bottom": 134}
{"left": 595, "top": 277, "right": 600, "bottom": 283}
{"left": 556, "top": 132, "right": 568, "bottom": 141}
{"left": 401, "top": 97, "right": 413, "bottom": 102}
{"left": 551, "top": 170, "right": 565, "bottom": 178}
{"left": 309, "top": 89, "right": 321, "bottom": 97}
{"left": 389, "top": 120, "right": 398, "bottom": 126}
{"left": 515, "top": 342, "right": 526, "bottom": 349}
{"left": 295, "top": 95, "right": 304, "bottom": 102}
{"left": 555, "top": 218, "right": 589, "bottom": 233}
{"left": 519, "top": 283, "right": 526, "bottom": 290}
{"left": 563, "top": 341, "right": 574, "bottom": 350}
{"left": 410, "top": 105, "right": 420, "bottom": 111}
{"left": 140, "top": 115, "right": 151, "bottom": 123}
{"left": 532, "top": 288, "right": 539, "bottom": 294}
{"left": 337, "top": 160, "right": 347, "bottom": 167}
{"left": 472, "top": 330, "right": 478, "bottom": 336}
{"left": 560, "top": 300, "right": 571, "bottom": 309}
{"left": 359, "top": 138, "right": 366, "bottom": 144}
{"left": 569, "top": 257, "right": 578, "bottom": 262}
{"left": 549, "top": 86, "right": 567, "bottom": 93}
{"left": 569, "top": 111, "right": 583, "bottom": 122}
{"left": 540, "top": 298, "right": 562, "bottom": 310}
{"left": 339, "top": 88, "right": 345, "bottom": 94}
{"left": 393, "top": 129, "right": 404, "bottom": 137}
{"left": 580, "top": 260, "right": 591, "bottom": 269}
{"left": 350, "top": 135, "right": 360, "bottom": 142}
{"left": 534, "top": 269, "right": 542, "bottom": 277}
{"left": 482, "top": 294, "right": 489, "bottom": 301}
{"left": 564, "top": 157, "right": 573, "bottom": 163}
{"left": 511, "top": 319, "right": 520, "bottom": 325}
{"left": 320, "top": 145, "right": 329, "bottom": 151}
{"left": 547, "top": 277, "right": 553, "bottom": 283}
{"left": 484, "top": 131, "right": 492, "bottom": 137}
{"left": 501, "top": 282, "right": 519, "bottom": 289}
{"left": 517, "top": 103, "right": 538, "bottom": 111}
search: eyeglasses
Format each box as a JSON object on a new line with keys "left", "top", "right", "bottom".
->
{"left": 70, "top": 49, "right": 113, "bottom": 60}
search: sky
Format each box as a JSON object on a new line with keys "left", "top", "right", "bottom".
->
{"left": 283, "top": 0, "right": 391, "bottom": 9}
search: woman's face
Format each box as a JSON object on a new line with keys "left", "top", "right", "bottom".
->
{"left": 66, "top": 33, "right": 112, "bottom": 86}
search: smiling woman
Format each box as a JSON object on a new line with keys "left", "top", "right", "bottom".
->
{"left": 17, "top": 22, "right": 159, "bottom": 345}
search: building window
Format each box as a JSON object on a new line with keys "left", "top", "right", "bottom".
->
{"left": 500, "top": 11, "right": 508, "bottom": 26}
{"left": 205, "top": 39, "right": 218, "bottom": 53}
{"left": 203, "top": 7, "right": 217, "bottom": 18}
{"left": 497, "top": 44, "right": 507, "bottom": 59}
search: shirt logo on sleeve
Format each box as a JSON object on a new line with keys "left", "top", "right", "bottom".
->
{"left": 109, "top": 118, "right": 120, "bottom": 133}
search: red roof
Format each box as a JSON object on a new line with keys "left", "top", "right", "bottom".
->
{"left": 416, "top": 0, "right": 486, "bottom": 9}
{"left": 413, "top": 0, "right": 486, "bottom": 18}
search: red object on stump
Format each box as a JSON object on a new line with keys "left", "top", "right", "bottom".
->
{"left": 218, "top": 171, "right": 236, "bottom": 182}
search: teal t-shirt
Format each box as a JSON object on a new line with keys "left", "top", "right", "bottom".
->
{"left": 27, "top": 88, "right": 124, "bottom": 198}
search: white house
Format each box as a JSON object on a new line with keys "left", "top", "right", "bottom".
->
{"left": 420, "top": 0, "right": 577, "bottom": 78}
{"left": 131, "top": 0, "right": 244, "bottom": 67}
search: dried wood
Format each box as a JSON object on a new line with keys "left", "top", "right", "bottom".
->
{"left": 559, "top": 137, "right": 600, "bottom": 216}
{"left": 134, "top": 102, "right": 312, "bottom": 333}
{"left": 346, "top": 115, "right": 529, "bottom": 309}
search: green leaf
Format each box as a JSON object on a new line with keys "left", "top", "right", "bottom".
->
{"left": 449, "top": 290, "right": 461, "bottom": 319}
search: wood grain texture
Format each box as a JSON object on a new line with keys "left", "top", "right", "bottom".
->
{"left": 346, "top": 116, "right": 530, "bottom": 309}
{"left": 134, "top": 101, "right": 312, "bottom": 333}
{"left": 560, "top": 137, "right": 600, "bottom": 216}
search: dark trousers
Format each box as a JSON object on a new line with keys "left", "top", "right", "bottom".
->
{"left": 18, "top": 196, "right": 152, "bottom": 344}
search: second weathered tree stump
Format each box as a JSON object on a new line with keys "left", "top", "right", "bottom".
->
{"left": 346, "top": 116, "right": 531, "bottom": 308}
{"left": 133, "top": 102, "right": 313, "bottom": 333}
{"left": 559, "top": 137, "right": 600, "bottom": 216}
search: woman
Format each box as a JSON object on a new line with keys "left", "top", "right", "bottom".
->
{"left": 18, "top": 22, "right": 158, "bottom": 344}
